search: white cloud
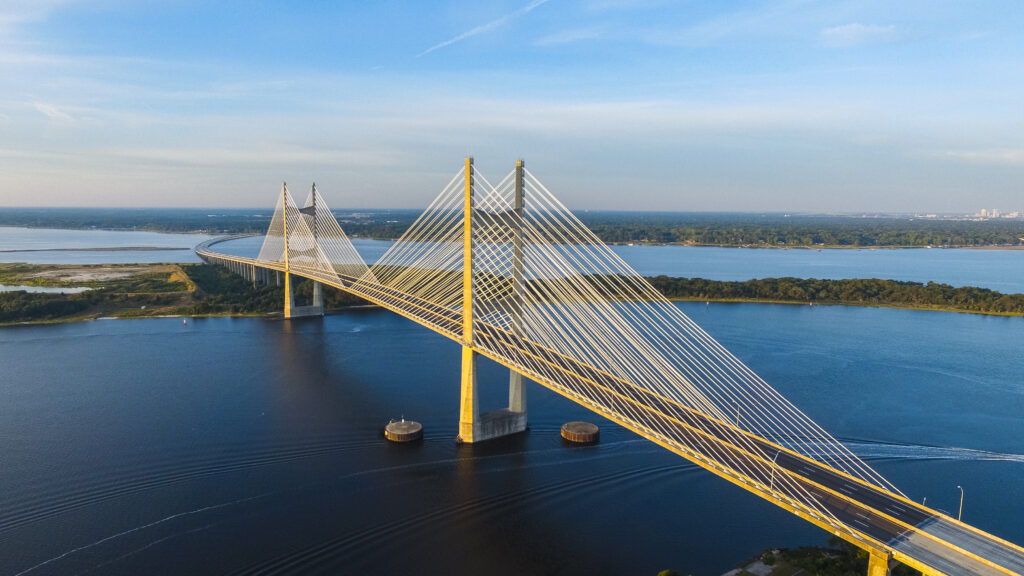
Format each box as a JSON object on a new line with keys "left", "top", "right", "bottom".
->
{"left": 820, "top": 23, "right": 898, "bottom": 47}
{"left": 100, "top": 145, "right": 405, "bottom": 168}
{"left": 944, "top": 149, "right": 1024, "bottom": 166}
{"left": 418, "top": 0, "right": 552, "bottom": 57}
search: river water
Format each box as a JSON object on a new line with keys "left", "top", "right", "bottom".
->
{"left": 211, "top": 236, "right": 1024, "bottom": 294}
{"left": 0, "top": 227, "right": 213, "bottom": 265}
{"left": 1, "top": 303, "right": 1021, "bottom": 576}
{"left": 3, "top": 227, "right": 1024, "bottom": 293}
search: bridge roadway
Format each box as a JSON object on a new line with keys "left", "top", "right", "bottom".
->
{"left": 195, "top": 245, "right": 1024, "bottom": 576}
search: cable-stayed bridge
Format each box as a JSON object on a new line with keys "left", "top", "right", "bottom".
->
{"left": 196, "top": 158, "right": 1023, "bottom": 576}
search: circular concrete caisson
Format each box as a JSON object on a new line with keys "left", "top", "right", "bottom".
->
{"left": 384, "top": 419, "right": 423, "bottom": 443}
{"left": 561, "top": 421, "right": 600, "bottom": 444}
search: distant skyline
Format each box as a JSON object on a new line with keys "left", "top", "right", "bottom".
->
{"left": 1, "top": 1, "right": 1022, "bottom": 212}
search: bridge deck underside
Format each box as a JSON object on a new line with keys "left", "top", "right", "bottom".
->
{"left": 195, "top": 248, "right": 1024, "bottom": 576}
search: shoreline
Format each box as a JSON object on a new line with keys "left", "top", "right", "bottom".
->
{"left": 2, "top": 225, "right": 1023, "bottom": 251}
{"left": 669, "top": 297, "right": 1024, "bottom": 317}
{"left": 607, "top": 242, "right": 1024, "bottom": 250}
{"left": 0, "top": 246, "right": 192, "bottom": 253}
{"left": 0, "top": 303, "right": 383, "bottom": 328}
{"left": 2, "top": 298, "right": 1018, "bottom": 328}
{"left": 3, "top": 263, "right": 1021, "bottom": 326}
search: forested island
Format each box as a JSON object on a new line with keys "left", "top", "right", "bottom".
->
{"left": 2, "top": 262, "right": 1022, "bottom": 325}
{"left": 2, "top": 208, "right": 1023, "bottom": 248}
{"left": 582, "top": 212, "right": 1024, "bottom": 247}
{"left": 648, "top": 276, "right": 1024, "bottom": 315}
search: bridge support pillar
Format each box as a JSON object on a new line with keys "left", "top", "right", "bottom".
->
{"left": 283, "top": 275, "right": 324, "bottom": 319}
{"left": 867, "top": 551, "right": 893, "bottom": 576}
{"left": 284, "top": 271, "right": 295, "bottom": 318}
{"left": 313, "top": 281, "right": 323, "bottom": 310}
{"left": 507, "top": 158, "right": 527, "bottom": 425}
{"left": 458, "top": 346, "right": 479, "bottom": 442}
{"left": 509, "top": 371, "right": 525, "bottom": 413}
{"left": 456, "top": 347, "right": 528, "bottom": 444}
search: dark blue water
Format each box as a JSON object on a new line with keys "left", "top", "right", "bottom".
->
{"left": 1, "top": 304, "right": 1021, "bottom": 576}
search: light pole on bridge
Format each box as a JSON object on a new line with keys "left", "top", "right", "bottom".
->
{"left": 957, "top": 485, "right": 965, "bottom": 521}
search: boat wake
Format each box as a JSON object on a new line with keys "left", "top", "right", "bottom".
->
{"left": 842, "top": 440, "right": 1024, "bottom": 463}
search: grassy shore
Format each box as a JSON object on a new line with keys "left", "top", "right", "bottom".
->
{"left": 0, "top": 263, "right": 367, "bottom": 325}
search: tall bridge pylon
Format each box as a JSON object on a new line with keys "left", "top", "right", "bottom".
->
{"left": 195, "top": 158, "right": 1024, "bottom": 576}
{"left": 455, "top": 157, "right": 528, "bottom": 442}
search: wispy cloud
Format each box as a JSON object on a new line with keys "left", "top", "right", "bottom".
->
{"left": 584, "top": 0, "right": 672, "bottom": 12}
{"left": 33, "top": 102, "right": 74, "bottom": 121}
{"left": 0, "top": 0, "right": 76, "bottom": 39}
{"left": 820, "top": 23, "right": 899, "bottom": 47}
{"left": 534, "top": 26, "right": 604, "bottom": 46}
{"left": 418, "top": 0, "right": 552, "bottom": 57}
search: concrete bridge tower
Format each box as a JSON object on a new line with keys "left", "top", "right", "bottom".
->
{"left": 457, "top": 158, "right": 528, "bottom": 443}
{"left": 282, "top": 182, "right": 324, "bottom": 319}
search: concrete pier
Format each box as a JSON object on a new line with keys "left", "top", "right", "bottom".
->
{"left": 385, "top": 419, "right": 423, "bottom": 442}
{"left": 561, "top": 421, "right": 600, "bottom": 443}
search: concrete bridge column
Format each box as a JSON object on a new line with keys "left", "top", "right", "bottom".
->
{"left": 278, "top": 182, "right": 321, "bottom": 319}
{"left": 313, "top": 280, "right": 323, "bottom": 309}
{"left": 284, "top": 271, "right": 295, "bottom": 318}
{"left": 282, "top": 275, "right": 325, "bottom": 319}
{"left": 508, "top": 158, "right": 527, "bottom": 421}
{"left": 867, "top": 551, "right": 893, "bottom": 576}
{"left": 458, "top": 157, "right": 480, "bottom": 444}
{"left": 458, "top": 345, "right": 480, "bottom": 442}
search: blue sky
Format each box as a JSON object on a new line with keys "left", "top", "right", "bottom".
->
{"left": 1, "top": 1, "right": 1022, "bottom": 211}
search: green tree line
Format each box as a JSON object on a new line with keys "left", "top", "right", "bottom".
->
{"left": 3, "top": 208, "right": 1023, "bottom": 246}
{"left": 646, "top": 276, "right": 1024, "bottom": 314}
{"left": 584, "top": 214, "right": 1024, "bottom": 247}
